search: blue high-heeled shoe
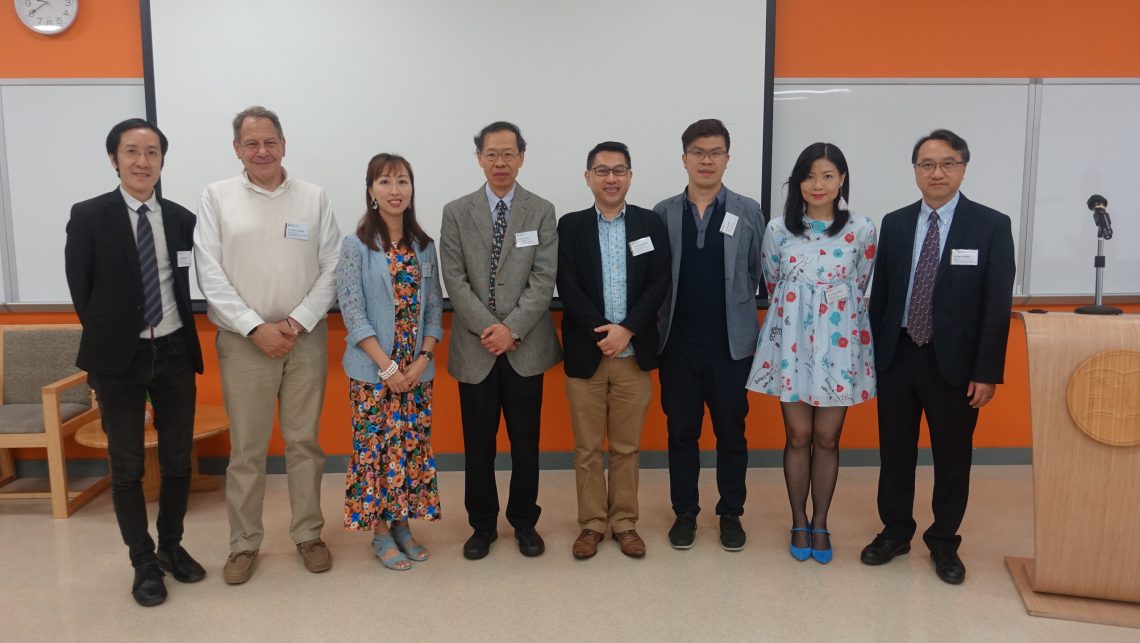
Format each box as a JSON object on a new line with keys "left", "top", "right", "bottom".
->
{"left": 789, "top": 524, "right": 812, "bottom": 561}
{"left": 810, "top": 528, "right": 833, "bottom": 564}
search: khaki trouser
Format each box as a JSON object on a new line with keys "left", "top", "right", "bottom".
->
{"left": 564, "top": 356, "right": 651, "bottom": 533}
{"left": 217, "top": 321, "right": 329, "bottom": 552}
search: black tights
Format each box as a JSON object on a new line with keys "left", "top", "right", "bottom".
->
{"left": 781, "top": 402, "right": 847, "bottom": 549}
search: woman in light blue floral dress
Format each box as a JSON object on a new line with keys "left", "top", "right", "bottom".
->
{"left": 747, "top": 143, "right": 877, "bottom": 564}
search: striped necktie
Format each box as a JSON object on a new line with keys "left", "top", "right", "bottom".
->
{"left": 136, "top": 204, "right": 163, "bottom": 328}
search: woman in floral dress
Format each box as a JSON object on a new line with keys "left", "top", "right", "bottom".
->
{"left": 336, "top": 153, "right": 443, "bottom": 571}
{"left": 747, "top": 142, "right": 877, "bottom": 564}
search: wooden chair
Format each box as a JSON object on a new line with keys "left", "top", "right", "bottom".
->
{"left": 0, "top": 324, "right": 108, "bottom": 517}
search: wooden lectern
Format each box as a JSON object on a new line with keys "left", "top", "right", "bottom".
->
{"left": 1006, "top": 312, "right": 1140, "bottom": 629}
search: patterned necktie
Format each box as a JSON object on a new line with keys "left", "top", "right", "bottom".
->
{"left": 136, "top": 204, "right": 164, "bottom": 328}
{"left": 906, "top": 210, "right": 939, "bottom": 346}
{"left": 488, "top": 199, "right": 508, "bottom": 310}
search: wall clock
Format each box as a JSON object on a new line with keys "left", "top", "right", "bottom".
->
{"left": 14, "top": 0, "right": 78, "bottom": 35}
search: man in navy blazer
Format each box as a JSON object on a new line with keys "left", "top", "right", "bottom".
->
{"left": 557, "top": 141, "right": 670, "bottom": 559}
{"left": 654, "top": 119, "right": 765, "bottom": 552}
{"left": 862, "top": 129, "right": 1015, "bottom": 585}
{"left": 65, "top": 119, "right": 205, "bottom": 606}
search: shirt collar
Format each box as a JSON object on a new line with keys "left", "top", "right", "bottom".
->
{"left": 485, "top": 183, "right": 517, "bottom": 212}
{"left": 595, "top": 205, "right": 626, "bottom": 223}
{"left": 119, "top": 186, "right": 158, "bottom": 214}
{"left": 684, "top": 185, "right": 726, "bottom": 211}
{"left": 241, "top": 168, "right": 291, "bottom": 197}
{"left": 920, "top": 191, "right": 960, "bottom": 224}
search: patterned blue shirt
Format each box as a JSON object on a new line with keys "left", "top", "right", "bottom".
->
{"left": 597, "top": 207, "right": 634, "bottom": 358}
{"left": 902, "top": 191, "right": 959, "bottom": 327}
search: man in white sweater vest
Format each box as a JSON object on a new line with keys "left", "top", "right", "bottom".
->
{"left": 194, "top": 106, "right": 342, "bottom": 585}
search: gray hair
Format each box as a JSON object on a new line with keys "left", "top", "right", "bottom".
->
{"left": 232, "top": 106, "right": 284, "bottom": 141}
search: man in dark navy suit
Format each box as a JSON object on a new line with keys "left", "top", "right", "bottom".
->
{"left": 65, "top": 118, "right": 205, "bottom": 606}
{"left": 862, "top": 129, "right": 1015, "bottom": 585}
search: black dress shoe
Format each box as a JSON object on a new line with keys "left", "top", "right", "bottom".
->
{"left": 157, "top": 546, "right": 206, "bottom": 583}
{"left": 463, "top": 530, "right": 498, "bottom": 560}
{"left": 860, "top": 535, "right": 911, "bottom": 565}
{"left": 131, "top": 562, "right": 167, "bottom": 607}
{"left": 719, "top": 515, "right": 747, "bottom": 552}
{"left": 515, "top": 527, "right": 545, "bottom": 557}
{"left": 931, "top": 550, "right": 966, "bottom": 584}
{"left": 668, "top": 513, "right": 697, "bottom": 550}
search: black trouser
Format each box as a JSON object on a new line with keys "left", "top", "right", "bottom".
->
{"left": 876, "top": 332, "right": 979, "bottom": 553}
{"left": 89, "top": 333, "right": 197, "bottom": 567}
{"left": 659, "top": 337, "right": 751, "bottom": 517}
{"left": 459, "top": 355, "right": 543, "bottom": 533}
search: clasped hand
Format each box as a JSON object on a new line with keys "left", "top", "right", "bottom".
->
{"left": 250, "top": 319, "right": 301, "bottom": 358}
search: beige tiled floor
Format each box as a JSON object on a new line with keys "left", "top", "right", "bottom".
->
{"left": 1, "top": 466, "right": 1135, "bottom": 642}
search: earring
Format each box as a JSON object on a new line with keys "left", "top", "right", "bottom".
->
{"left": 837, "top": 195, "right": 849, "bottom": 211}
{"left": 370, "top": 197, "right": 379, "bottom": 210}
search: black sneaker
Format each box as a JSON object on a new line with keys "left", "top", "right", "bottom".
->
{"left": 157, "top": 546, "right": 206, "bottom": 583}
{"left": 668, "top": 513, "right": 697, "bottom": 549}
{"left": 131, "top": 561, "right": 167, "bottom": 607}
{"left": 719, "top": 515, "right": 746, "bottom": 551}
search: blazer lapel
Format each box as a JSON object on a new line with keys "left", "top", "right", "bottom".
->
{"left": 496, "top": 184, "right": 530, "bottom": 268}
{"left": 722, "top": 192, "right": 740, "bottom": 297}
{"left": 936, "top": 195, "right": 974, "bottom": 286}
{"left": 667, "top": 196, "right": 683, "bottom": 289}
{"left": 159, "top": 201, "right": 183, "bottom": 271}
{"left": 898, "top": 201, "right": 921, "bottom": 281}
{"left": 107, "top": 190, "right": 143, "bottom": 289}
{"left": 623, "top": 207, "right": 642, "bottom": 302}
{"left": 586, "top": 210, "right": 604, "bottom": 302}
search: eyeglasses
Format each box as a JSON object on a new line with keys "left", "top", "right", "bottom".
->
{"left": 480, "top": 150, "right": 520, "bottom": 163}
{"left": 915, "top": 160, "right": 966, "bottom": 173}
{"left": 685, "top": 148, "right": 727, "bottom": 161}
{"left": 590, "top": 165, "right": 630, "bottom": 177}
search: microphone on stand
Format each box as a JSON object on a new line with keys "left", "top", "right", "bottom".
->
{"left": 1086, "top": 194, "right": 1113, "bottom": 240}
{"left": 1075, "top": 194, "right": 1122, "bottom": 315}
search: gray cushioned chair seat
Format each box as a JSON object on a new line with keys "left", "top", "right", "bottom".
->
{"left": 0, "top": 403, "right": 91, "bottom": 434}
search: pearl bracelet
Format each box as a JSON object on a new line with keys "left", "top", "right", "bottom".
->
{"left": 378, "top": 361, "right": 399, "bottom": 381}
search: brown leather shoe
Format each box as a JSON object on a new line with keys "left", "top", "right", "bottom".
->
{"left": 572, "top": 529, "right": 604, "bottom": 559}
{"left": 297, "top": 539, "right": 332, "bottom": 573}
{"left": 613, "top": 529, "right": 646, "bottom": 558}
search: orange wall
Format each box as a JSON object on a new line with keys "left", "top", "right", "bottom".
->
{"left": 4, "top": 0, "right": 1140, "bottom": 459}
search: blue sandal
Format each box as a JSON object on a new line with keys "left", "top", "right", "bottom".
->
{"left": 372, "top": 533, "right": 412, "bottom": 571}
{"left": 810, "top": 528, "right": 833, "bottom": 564}
{"left": 391, "top": 522, "right": 429, "bottom": 562}
{"left": 789, "top": 524, "right": 812, "bottom": 561}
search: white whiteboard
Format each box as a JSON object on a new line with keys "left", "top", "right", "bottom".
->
{"left": 770, "top": 81, "right": 1029, "bottom": 293}
{"left": 1029, "top": 82, "right": 1140, "bottom": 296}
{"left": 149, "top": 0, "right": 770, "bottom": 298}
{"left": 0, "top": 83, "right": 146, "bottom": 303}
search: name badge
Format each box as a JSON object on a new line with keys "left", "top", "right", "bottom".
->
{"left": 629, "top": 236, "right": 654, "bottom": 256}
{"left": 515, "top": 230, "right": 539, "bottom": 248}
{"left": 284, "top": 223, "right": 309, "bottom": 241}
{"left": 176, "top": 250, "right": 193, "bottom": 268}
{"left": 951, "top": 249, "right": 979, "bottom": 266}
{"left": 825, "top": 284, "right": 848, "bottom": 304}
{"left": 720, "top": 212, "right": 739, "bottom": 236}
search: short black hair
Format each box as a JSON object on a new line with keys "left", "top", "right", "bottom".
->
{"left": 911, "top": 128, "right": 970, "bottom": 164}
{"left": 105, "top": 118, "right": 168, "bottom": 157}
{"left": 474, "top": 121, "right": 526, "bottom": 153}
{"left": 681, "top": 118, "right": 731, "bottom": 152}
{"left": 586, "top": 141, "right": 631, "bottom": 169}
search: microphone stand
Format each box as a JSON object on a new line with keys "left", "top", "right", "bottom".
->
{"left": 1074, "top": 219, "right": 1122, "bottom": 315}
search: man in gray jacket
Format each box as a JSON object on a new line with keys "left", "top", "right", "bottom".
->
{"left": 440, "top": 121, "right": 562, "bottom": 561}
{"left": 654, "top": 119, "right": 765, "bottom": 552}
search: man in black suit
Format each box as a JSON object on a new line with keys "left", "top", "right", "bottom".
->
{"left": 65, "top": 118, "right": 205, "bottom": 606}
{"left": 862, "top": 129, "right": 1015, "bottom": 584}
{"left": 557, "top": 141, "right": 670, "bottom": 560}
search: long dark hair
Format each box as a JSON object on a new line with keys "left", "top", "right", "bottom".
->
{"left": 783, "top": 142, "right": 850, "bottom": 237}
{"left": 356, "top": 153, "right": 432, "bottom": 252}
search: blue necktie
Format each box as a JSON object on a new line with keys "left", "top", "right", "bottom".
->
{"left": 136, "top": 204, "right": 163, "bottom": 328}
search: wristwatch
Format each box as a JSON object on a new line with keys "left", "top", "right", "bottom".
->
{"left": 419, "top": 350, "right": 434, "bottom": 362}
